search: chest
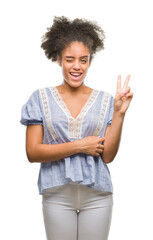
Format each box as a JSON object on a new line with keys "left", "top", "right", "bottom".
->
{"left": 60, "top": 95, "right": 92, "bottom": 119}
{"left": 39, "top": 87, "right": 110, "bottom": 141}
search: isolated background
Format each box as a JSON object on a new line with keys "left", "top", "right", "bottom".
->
{"left": 0, "top": 0, "right": 153, "bottom": 239}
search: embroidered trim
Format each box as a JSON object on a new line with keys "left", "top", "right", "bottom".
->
{"left": 50, "top": 87, "right": 70, "bottom": 119}
{"left": 69, "top": 116, "right": 82, "bottom": 139}
{"left": 39, "top": 88, "right": 58, "bottom": 140}
{"left": 50, "top": 87, "right": 99, "bottom": 139}
{"left": 93, "top": 92, "right": 111, "bottom": 136}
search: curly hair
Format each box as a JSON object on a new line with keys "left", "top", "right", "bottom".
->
{"left": 41, "top": 16, "right": 105, "bottom": 62}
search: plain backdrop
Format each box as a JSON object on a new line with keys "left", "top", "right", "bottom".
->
{"left": 0, "top": 0, "right": 153, "bottom": 239}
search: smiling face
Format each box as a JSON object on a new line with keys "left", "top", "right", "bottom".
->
{"left": 57, "top": 41, "right": 91, "bottom": 88}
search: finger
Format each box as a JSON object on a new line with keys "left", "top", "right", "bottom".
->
{"left": 98, "top": 144, "right": 104, "bottom": 149}
{"left": 117, "top": 75, "right": 121, "bottom": 91}
{"left": 99, "top": 145, "right": 104, "bottom": 150}
{"left": 115, "top": 92, "right": 124, "bottom": 101}
{"left": 98, "top": 137, "right": 105, "bottom": 142}
{"left": 123, "top": 86, "right": 131, "bottom": 96}
{"left": 124, "top": 92, "right": 133, "bottom": 98}
{"left": 97, "top": 147, "right": 104, "bottom": 153}
{"left": 116, "top": 87, "right": 131, "bottom": 101}
{"left": 123, "top": 75, "right": 131, "bottom": 89}
{"left": 95, "top": 153, "right": 100, "bottom": 157}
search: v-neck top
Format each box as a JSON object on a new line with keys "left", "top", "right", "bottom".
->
{"left": 54, "top": 87, "right": 95, "bottom": 120}
{"left": 20, "top": 86, "right": 114, "bottom": 195}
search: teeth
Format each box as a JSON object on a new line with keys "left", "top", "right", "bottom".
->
{"left": 70, "top": 73, "right": 81, "bottom": 76}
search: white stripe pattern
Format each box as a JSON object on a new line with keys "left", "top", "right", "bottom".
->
{"left": 93, "top": 92, "right": 110, "bottom": 136}
{"left": 39, "top": 88, "right": 58, "bottom": 140}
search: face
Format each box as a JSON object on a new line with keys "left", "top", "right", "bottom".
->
{"left": 57, "top": 41, "right": 91, "bottom": 88}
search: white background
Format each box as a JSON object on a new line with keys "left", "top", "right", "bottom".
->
{"left": 0, "top": 0, "right": 153, "bottom": 239}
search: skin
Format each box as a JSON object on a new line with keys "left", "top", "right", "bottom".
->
{"left": 26, "top": 41, "right": 133, "bottom": 163}
{"left": 56, "top": 41, "right": 93, "bottom": 118}
{"left": 57, "top": 41, "right": 91, "bottom": 90}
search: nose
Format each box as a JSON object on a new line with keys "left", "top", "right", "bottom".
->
{"left": 73, "top": 60, "right": 81, "bottom": 70}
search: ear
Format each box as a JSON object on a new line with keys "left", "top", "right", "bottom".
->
{"left": 57, "top": 56, "right": 62, "bottom": 67}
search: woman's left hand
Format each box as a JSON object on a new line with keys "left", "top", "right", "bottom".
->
{"left": 114, "top": 75, "right": 133, "bottom": 115}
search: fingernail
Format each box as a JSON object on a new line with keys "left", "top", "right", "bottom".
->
{"left": 124, "top": 91, "right": 127, "bottom": 95}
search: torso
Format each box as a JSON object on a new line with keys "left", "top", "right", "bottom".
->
{"left": 56, "top": 85, "right": 93, "bottom": 119}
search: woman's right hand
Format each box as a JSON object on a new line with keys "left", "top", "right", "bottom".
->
{"left": 26, "top": 125, "right": 105, "bottom": 162}
{"left": 79, "top": 136, "right": 105, "bottom": 157}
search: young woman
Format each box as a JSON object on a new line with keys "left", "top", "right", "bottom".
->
{"left": 20, "top": 16, "right": 133, "bottom": 240}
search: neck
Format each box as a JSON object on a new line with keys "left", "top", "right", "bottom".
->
{"left": 60, "top": 80, "right": 87, "bottom": 94}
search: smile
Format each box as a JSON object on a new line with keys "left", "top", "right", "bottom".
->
{"left": 70, "top": 72, "right": 82, "bottom": 77}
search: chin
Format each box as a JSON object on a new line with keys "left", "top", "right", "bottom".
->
{"left": 70, "top": 81, "right": 84, "bottom": 88}
{"left": 65, "top": 79, "right": 84, "bottom": 88}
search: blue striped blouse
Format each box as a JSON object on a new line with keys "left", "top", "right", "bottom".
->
{"left": 20, "top": 86, "right": 114, "bottom": 195}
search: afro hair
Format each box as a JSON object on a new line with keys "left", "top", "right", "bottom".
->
{"left": 41, "top": 16, "right": 105, "bottom": 62}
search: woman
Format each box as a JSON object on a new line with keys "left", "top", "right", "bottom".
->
{"left": 20, "top": 16, "right": 133, "bottom": 240}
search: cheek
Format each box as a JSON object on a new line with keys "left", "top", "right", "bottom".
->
{"left": 61, "top": 65, "right": 70, "bottom": 79}
{"left": 83, "top": 65, "right": 89, "bottom": 73}
{"left": 62, "top": 63, "right": 70, "bottom": 72}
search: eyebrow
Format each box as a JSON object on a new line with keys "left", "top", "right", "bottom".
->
{"left": 65, "top": 56, "right": 89, "bottom": 58}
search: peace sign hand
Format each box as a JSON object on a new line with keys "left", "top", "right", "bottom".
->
{"left": 114, "top": 75, "right": 133, "bottom": 115}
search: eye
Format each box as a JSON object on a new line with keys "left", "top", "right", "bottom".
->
{"left": 81, "top": 59, "right": 87, "bottom": 63}
{"left": 66, "top": 59, "right": 73, "bottom": 62}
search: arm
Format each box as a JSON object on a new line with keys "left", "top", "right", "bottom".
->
{"left": 26, "top": 125, "right": 105, "bottom": 163}
{"left": 102, "top": 75, "right": 133, "bottom": 164}
{"left": 102, "top": 114, "right": 124, "bottom": 163}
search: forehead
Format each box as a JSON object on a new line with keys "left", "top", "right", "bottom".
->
{"left": 62, "top": 41, "right": 90, "bottom": 57}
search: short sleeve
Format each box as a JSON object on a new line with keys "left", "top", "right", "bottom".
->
{"left": 20, "top": 90, "right": 43, "bottom": 126}
{"left": 107, "top": 95, "right": 114, "bottom": 126}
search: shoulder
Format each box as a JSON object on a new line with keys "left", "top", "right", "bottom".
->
{"left": 37, "top": 86, "right": 55, "bottom": 92}
{"left": 37, "top": 86, "right": 55, "bottom": 97}
{"left": 96, "top": 89, "right": 114, "bottom": 100}
{"left": 27, "top": 87, "right": 53, "bottom": 105}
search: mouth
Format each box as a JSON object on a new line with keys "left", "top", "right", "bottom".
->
{"left": 69, "top": 72, "right": 82, "bottom": 80}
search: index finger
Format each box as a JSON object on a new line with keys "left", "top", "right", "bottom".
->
{"left": 123, "top": 75, "right": 131, "bottom": 89}
{"left": 117, "top": 75, "right": 121, "bottom": 90}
